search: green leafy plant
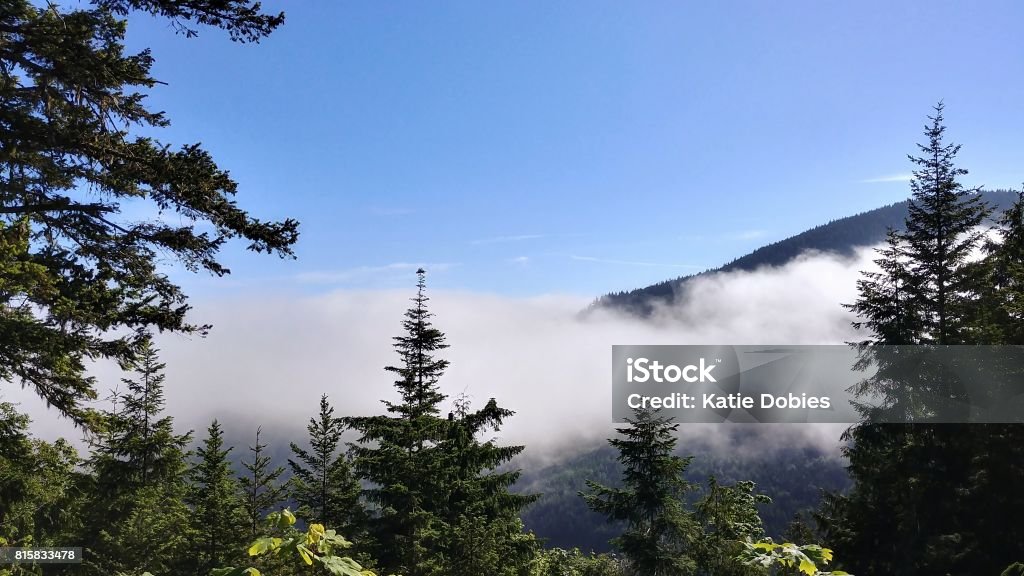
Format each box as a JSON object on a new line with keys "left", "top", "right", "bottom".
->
{"left": 213, "top": 508, "right": 395, "bottom": 576}
{"left": 738, "top": 539, "right": 850, "bottom": 576}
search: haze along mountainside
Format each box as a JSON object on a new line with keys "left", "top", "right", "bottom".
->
{"left": 515, "top": 438, "right": 850, "bottom": 553}
{"left": 591, "top": 189, "right": 1019, "bottom": 317}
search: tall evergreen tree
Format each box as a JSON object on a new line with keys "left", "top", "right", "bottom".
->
{"left": 239, "top": 425, "right": 287, "bottom": 540}
{"left": 347, "top": 269, "right": 537, "bottom": 576}
{"left": 978, "top": 188, "right": 1024, "bottom": 343}
{"left": 825, "top": 103, "right": 1018, "bottom": 575}
{"left": 346, "top": 269, "right": 453, "bottom": 576}
{"left": 288, "top": 394, "right": 365, "bottom": 537}
{"left": 436, "top": 394, "right": 540, "bottom": 576}
{"left": 0, "top": 0, "right": 298, "bottom": 431}
{"left": 189, "top": 419, "right": 248, "bottom": 576}
{"left": 960, "top": 188, "right": 1024, "bottom": 572}
{"left": 79, "top": 339, "right": 194, "bottom": 576}
{"left": 900, "top": 102, "right": 990, "bottom": 345}
{"left": 581, "top": 407, "right": 700, "bottom": 576}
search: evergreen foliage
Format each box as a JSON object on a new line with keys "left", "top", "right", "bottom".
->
{"left": 0, "top": 402, "right": 82, "bottom": 552}
{"left": 239, "top": 425, "right": 288, "bottom": 540}
{"left": 0, "top": 0, "right": 297, "bottom": 430}
{"left": 693, "top": 478, "right": 771, "bottom": 576}
{"left": 824, "top": 104, "right": 1024, "bottom": 575}
{"left": 435, "top": 394, "right": 541, "bottom": 576}
{"left": 288, "top": 394, "right": 366, "bottom": 539}
{"left": 189, "top": 420, "right": 249, "bottom": 575}
{"left": 347, "top": 269, "right": 537, "bottom": 576}
{"left": 581, "top": 407, "right": 700, "bottom": 576}
{"left": 78, "top": 340, "right": 194, "bottom": 576}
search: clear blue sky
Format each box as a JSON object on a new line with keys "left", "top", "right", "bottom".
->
{"left": 121, "top": 0, "right": 1024, "bottom": 297}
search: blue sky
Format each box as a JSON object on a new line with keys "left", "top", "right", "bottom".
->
{"left": 121, "top": 0, "right": 1024, "bottom": 298}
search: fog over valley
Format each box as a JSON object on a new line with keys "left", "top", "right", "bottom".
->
{"left": 10, "top": 245, "right": 882, "bottom": 464}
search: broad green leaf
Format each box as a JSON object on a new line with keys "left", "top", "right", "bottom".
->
{"left": 248, "top": 537, "right": 282, "bottom": 556}
{"left": 297, "top": 543, "right": 314, "bottom": 565}
{"left": 799, "top": 557, "right": 817, "bottom": 575}
{"left": 318, "top": 555, "right": 366, "bottom": 576}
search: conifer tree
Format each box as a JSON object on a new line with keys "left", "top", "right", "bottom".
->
{"left": 960, "top": 188, "right": 1024, "bottom": 572}
{"left": 189, "top": 420, "right": 248, "bottom": 575}
{"left": 581, "top": 407, "right": 699, "bottom": 576}
{"left": 827, "top": 103, "right": 1014, "bottom": 575}
{"left": 693, "top": 478, "right": 771, "bottom": 576}
{"left": 288, "top": 394, "right": 365, "bottom": 537}
{"left": 347, "top": 269, "right": 537, "bottom": 576}
{"left": 346, "top": 269, "right": 453, "bottom": 576}
{"left": 978, "top": 188, "right": 1024, "bottom": 343}
{"left": 0, "top": 402, "right": 83, "bottom": 551}
{"left": 436, "top": 394, "right": 540, "bottom": 576}
{"left": 239, "top": 425, "right": 288, "bottom": 540}
{"left": 0, "top": 0, "right": 297, "bottom": 431}
{"left": 846, "top": 229, "right": 922, "bottom": 346}
{"left": 79, "top": 339, "right": 194, "bottom": 576}
{"left": 900, "top": 103, "right": 990, "bottom": 345}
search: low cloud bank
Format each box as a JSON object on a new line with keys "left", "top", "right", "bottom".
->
{"left": 9, "top": 245, "right": 881, "bottom": 463}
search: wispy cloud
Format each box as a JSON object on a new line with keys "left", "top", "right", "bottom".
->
{"left": 861, "top": 173, "right": 913, "bottom": 183}
{"left": 571, "top": 255, "right": 700, "bottom": 268}
{"left": 509, "top": 256, "right": 531, "bottom": 265}
{"left": 732, "top": 229, "right": 768, "bottom": 241}
{"left": 470, "top": 234, "right": 547, "bottom": 245}
{"left": 294, "top": 262, "right": 458, "bottom": 285}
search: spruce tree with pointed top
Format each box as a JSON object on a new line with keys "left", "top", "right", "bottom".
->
{"left": 239, "top": 425, "right": 287, "bottom": 540}
{"left": 79, "top": 338, "right": 194, "bottom": 576}
{"left": 582, "top": 407, "right": 700, "bottom": 576}
{"left": 288, "top": 394, "right": 365, "bottom": 538}
{"left": 901, "top": 102, "right": 991, "bottom": 345}
{"left": 346, "top": 268, "right": 452, "bottom": 576}
{"left": 824, "top": 103, "right": 1019, "bottom": 575}
{"left": 347, "top": 269, "right": 538, "bottom": 576}
{"left": 189, "top": 419, "right": 248, "bottom": 575}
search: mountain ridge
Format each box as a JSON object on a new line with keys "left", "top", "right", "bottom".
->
{"left": 590, "top": 189, "right": 1019, "bottom": 317}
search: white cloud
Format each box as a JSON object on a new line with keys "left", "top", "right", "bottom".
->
{"left": 9, "top": 246, "right": 883, "bottom": 462}
{"left": 861, "top": 173, "right": 913, "bottom": 183}
{"left": 509, "top": 256, "right": 531, "bottom": 265}
{"left": 732, "top": 229, "right": 769, "bottom": 241}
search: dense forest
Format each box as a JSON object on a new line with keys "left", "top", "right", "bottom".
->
{"left": 2, "top": 1, "right": 1024, "bottom": 576}
{"left": 517, "top": 442, "right": 850, "bottom": 554}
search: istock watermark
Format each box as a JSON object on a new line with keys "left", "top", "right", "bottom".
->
{"left": 611, "top": 345, "right": 1024, "bottom": 424}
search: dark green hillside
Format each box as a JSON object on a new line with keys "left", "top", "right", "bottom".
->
{"left": 516, "top": 440, "right": 850, "bottom": 553}
{"left": 592, "top": 190, "right": 1018, "bottom": 317}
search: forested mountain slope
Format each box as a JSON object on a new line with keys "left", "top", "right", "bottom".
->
{"left": 591, "top": 190, "right": 1018, "bottom": 317}
{"left": 516, "top": 440, "right": 850, "bottom": 553}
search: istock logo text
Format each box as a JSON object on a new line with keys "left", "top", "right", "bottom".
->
{"left": 625, "top": 357, "right": 717, "bottom": 383}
